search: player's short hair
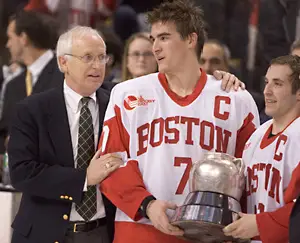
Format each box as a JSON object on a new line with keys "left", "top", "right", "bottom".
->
{"left": 270, "top": 55, "right": 300, "bottom": 94}
{"left": 147, "top": 0, "right": 206, "bottom": 61}
{"left": 290, "top": 39, "right": 300, "bottom": 53}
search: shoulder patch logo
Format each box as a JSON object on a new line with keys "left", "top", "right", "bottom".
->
{"left": 124, "top": 95, "right": 155, "bottom": 110}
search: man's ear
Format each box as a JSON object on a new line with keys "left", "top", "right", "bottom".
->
{"left": 296, "top": 89, "right": 300, "bottom": 101}
{"left": 107, "top": 54, "right": 114, "bottom": 67}
{"left": 187, "top": 32, "right": 198, "bottom": 49}
{"left": 58, "top": 56, "right": 68, "bottom": 73}
{"left": 19, "top": 32, "right": 29, "bottom": 46}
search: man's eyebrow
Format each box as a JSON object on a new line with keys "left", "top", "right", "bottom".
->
{"left": 264, "top": 77, "right": 284, "bottom": 82}
{"left": 150, "top": 32, "right": 171, "bottom": 41}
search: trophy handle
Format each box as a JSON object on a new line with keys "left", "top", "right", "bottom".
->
{"left": 233, "top": 158, "right": 245, "bottom": 174}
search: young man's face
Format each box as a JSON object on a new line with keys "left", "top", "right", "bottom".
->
{"left": 264, "top": 64, "right": 299, "bottom": 119}
{"left": 150, "top": 21, "right": 193, "bottom": 74}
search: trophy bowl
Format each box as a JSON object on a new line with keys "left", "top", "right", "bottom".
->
{"left": 171, "top": 152, "right": 247, "bottom": 243}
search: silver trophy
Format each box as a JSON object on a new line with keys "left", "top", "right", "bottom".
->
{"left": 171, "top": 152, "right": 247, "bottom": 243}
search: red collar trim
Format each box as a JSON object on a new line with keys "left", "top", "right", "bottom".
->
{"left": 158, "top": 69, "right": 207, "bottom": 107}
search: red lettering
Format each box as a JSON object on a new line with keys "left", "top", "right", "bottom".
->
{"left": 180, "top": 117, "right": 200, "bottom": 145}
{"left": 269, "top": 167, "right": 281, "bottom": 203}
{"left": 214, "top": 96, "right": 231, "bottom": 120}
{"left": 165, "top": 116, "right": 180, "bottom": 144}
{"left": 136, "top": 116, "right": 232, "bottom": 155}
{"left": 149, "top": 118, "right": 164, "bottom": 148}
{"left": 264, "top": 164, "right": 272, "bottom": 191}
{"left": 174, "top": 157, "right": 192, "bottom": 194}
{"left": 215, "top": 126, "right": 232, "bottom": 153}
{"left": 274, "top": 134, "right": 287, "bottom": 161}
{"left": 247, "top": 163, "right": 282, "bottom": 204}
{"left": 254, "top": 203, "right": 265, "bottom": 214}
{"left": 137, "top": 123, "right": 149, "bottom": 156}
{"left": 200, "top": 121, "right": 214, "bottom": 150}
{"left": 251, "top": 164, "right": 259, "bottom": 193}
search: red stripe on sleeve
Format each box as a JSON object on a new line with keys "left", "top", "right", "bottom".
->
{"left": 235, "top": 112, "right": 256, "bottom": 158}
{"left": 99, "top": 105, "right": 150, "bottom": 220}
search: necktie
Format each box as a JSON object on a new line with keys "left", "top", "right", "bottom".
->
{"left": 25, "top": 69, "right": 32, "bottom": 96}
{"left": 75, "top": 97, "right": 97, "bottom": 221}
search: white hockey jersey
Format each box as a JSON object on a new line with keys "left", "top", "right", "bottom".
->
{"left": 243, "top": 117, "right": 300, "bottom": 243}
{"left": 99, "top": 71, "right": 259, "bottom": 242}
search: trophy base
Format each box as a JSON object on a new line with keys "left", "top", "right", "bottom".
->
{"left": 172, "top": 220, "right": 248, "bottom": 243}
{"left": 171, "top": 203, "right": 247, "bottom": 243}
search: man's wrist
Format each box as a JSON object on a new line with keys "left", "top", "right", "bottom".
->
{"left": 140, "top": 195, "right": 156, "bottom": 219}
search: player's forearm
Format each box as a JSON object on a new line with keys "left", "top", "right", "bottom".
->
{"left": 256, "top": 202, "right": 294, "bottom": 243}
{"left": 100, "top": 159, "right": 152, "bottom": 220}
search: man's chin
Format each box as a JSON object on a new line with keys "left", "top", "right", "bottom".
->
{"left": 158, "top": 65, "right": 168, "bottom": 74}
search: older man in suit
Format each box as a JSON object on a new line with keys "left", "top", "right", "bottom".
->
{"left": 8, "top": 26, "right": 123, "bottom": 243}
{"left": 0, "top": 10, "right": 63, "bottom": 153}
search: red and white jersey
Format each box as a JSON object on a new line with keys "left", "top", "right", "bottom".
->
{"left": 243, "top": 117, "right": 300, "bottom": 243}
{"left": 99, "top": 71, "right": 259, "bottom": 226}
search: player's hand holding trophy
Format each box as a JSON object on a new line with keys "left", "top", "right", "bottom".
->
{"left": 171, "top": 152, "right": 249, "bottom": 243}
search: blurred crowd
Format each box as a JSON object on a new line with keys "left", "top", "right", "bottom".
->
{"left": 0, "top": 0, "right": 299, "bottom": 174}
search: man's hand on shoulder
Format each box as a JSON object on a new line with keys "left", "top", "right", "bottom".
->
{"left": 213, "top": 70, "right": 246, "bottom": 92}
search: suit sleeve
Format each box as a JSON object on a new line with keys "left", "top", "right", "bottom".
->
{"left": 8, "top": 100, "right": 85, "bottom": 204}
{"left": 235, "top": 90, "right": 260, "bottom": 157}
{"left": 99, "top": 87, "right": 151, "bottom": 221}
{"left": 256, "top": 136, "right": 300, "bottom": 243}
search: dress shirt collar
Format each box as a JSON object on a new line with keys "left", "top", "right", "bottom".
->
{"left": 27, "top": 50, "right": 54, "bottom": 80}
{"left": 63, "top": 81, "right": 97, "bottom": 113}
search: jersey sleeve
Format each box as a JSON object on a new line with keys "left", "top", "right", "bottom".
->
{"left": 98, "top": 86, "right": 151, "bottom": 221}
{"left": 235, "top": 90, "right": 260, "bottom": 158}
{"left": 256, "top": 134, "right": 300, "bottom": 243}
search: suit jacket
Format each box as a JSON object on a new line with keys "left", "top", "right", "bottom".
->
{"left": 0, "top": 56, "right": 64, "bottom": 153}
{"left": 7, "top": 86, "right": 115, "bottom": 243}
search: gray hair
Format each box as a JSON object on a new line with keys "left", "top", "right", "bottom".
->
{"left": 56, "top": 26, "right": 105, "bottom": 71}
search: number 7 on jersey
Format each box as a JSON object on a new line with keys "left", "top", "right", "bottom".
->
{"left": 174, "top": 157, "right": 193, "bottom": 194}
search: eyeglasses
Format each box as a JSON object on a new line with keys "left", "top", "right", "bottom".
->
{"left": 64, "top": 53, "right": 110, "bottom": 64}
{"left": 128, "top": 51, "right": 154, "bottom": 59}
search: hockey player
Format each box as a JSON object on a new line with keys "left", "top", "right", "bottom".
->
{"left": 98, "top": 1, "right": 260, "bottom": 242}
{"left": 223, "top": 55, "right": 300, "bottom": 243}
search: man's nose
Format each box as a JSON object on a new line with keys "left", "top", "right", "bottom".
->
{"left": 263, "top": 83, "right": 272, "bottom": 96}
{"left": 91, "top": 58, "right": 102, "bottom": 68}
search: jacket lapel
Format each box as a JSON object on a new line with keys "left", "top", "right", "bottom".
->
{"left": 47, "top": 87, "right": 74, "bottom": 167}
{"left": 96, "top": 88, "right": 109, "bottom": 147}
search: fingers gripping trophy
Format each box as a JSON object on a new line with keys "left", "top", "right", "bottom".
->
{"left": 171, "top": 152, "right": 250, "bottom": 243}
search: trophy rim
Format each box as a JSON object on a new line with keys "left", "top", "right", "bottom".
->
{"left": 183, "top": 191, "right": 241, "bottom": 213}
